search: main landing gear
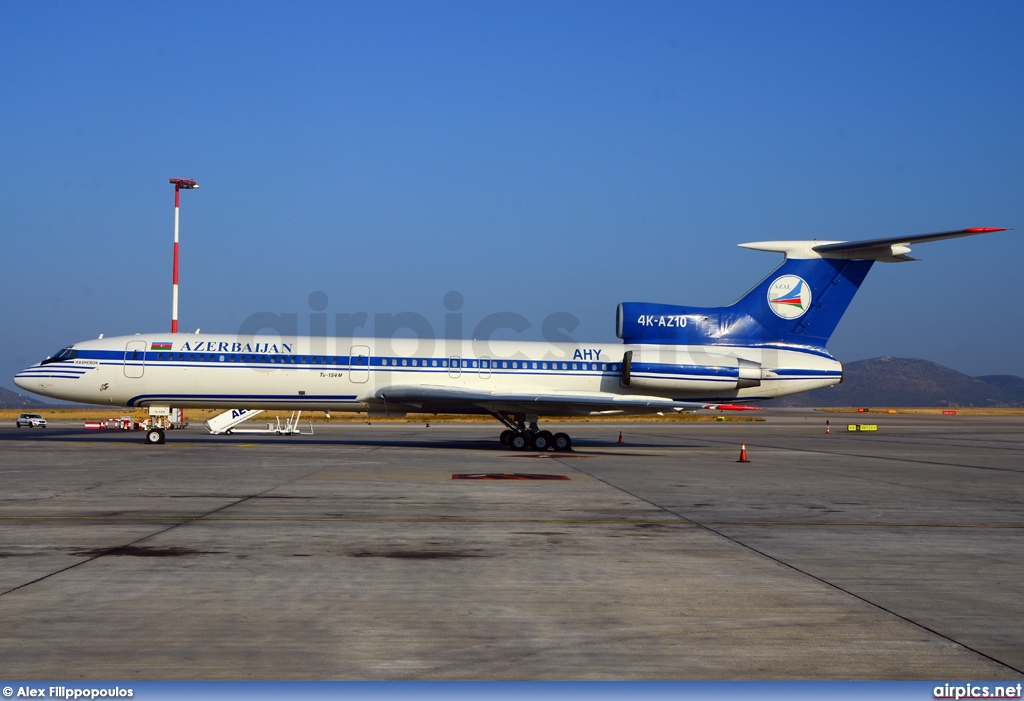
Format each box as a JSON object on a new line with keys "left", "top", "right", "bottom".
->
{"left": 492, "top": 412, "right": 572, "bottom": 452}
{"left": 146, "top": 428, "right": 166, "bottom": 444}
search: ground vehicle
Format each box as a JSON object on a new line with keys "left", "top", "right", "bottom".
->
{"left": 16, "top": 413, "right": 47, "bottom": 428}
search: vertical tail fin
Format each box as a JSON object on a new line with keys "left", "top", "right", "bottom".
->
{"left": 718, "top": 254, "right": 873, "bottom": 349}
{"left": 616, "top": 228, "right": 1007, "bottom": 352}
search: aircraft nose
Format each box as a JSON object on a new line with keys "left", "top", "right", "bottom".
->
{"left": 14, "top": 367, "right": 38, "bottom": 392}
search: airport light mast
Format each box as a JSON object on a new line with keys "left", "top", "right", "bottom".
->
{"left": 168, "top": 178, "right": 199, "bottom": 333}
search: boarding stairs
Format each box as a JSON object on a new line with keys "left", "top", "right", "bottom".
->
{"left": 204, "top": 408, "right": 312, "bottom": 436}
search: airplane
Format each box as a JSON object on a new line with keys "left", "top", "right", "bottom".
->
{"left": 14, "top": 227, "right": 1008, "bottom": 449}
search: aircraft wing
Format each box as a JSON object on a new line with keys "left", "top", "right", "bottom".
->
{"left": 375, "top": 384, "right": 754, "bottom": 416}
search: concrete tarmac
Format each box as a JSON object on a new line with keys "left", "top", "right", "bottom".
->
{"left": 0, "top": 411, "right": 1022, "bottom": 680}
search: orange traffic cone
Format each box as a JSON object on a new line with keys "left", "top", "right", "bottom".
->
{"left": 737, "top": 442, "right": 750, "bottom": 463}
{"left": 617, "top": 431, "right": 624, "bottom": 444}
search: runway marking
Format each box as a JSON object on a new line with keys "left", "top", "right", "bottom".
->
{"left": 504, "top": 454, "right": 595, "bottom": 459}
{"left": 697, "top": 520, "right": 1024, "bottom": 529}
{"left": 452, "top": 472, "right": 571, "bottom": 480}
{"left": 0, "top": 462, "right": 337, "bottom": 599}
{"left": 561, "top": 457, "right": 1024, "bottom": 676}
{"left": 642, "top": 432, "right": 1024, "bottom": 475}
{"left": 0, "top": 515, "right": 1021, "bottom": 528}
{"left": 0, "top": 515, "right": 680, "bottom": 524}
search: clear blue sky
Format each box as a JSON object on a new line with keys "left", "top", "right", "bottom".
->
{"left": 3, "top": 1, "right": 1023, "bottom": 387}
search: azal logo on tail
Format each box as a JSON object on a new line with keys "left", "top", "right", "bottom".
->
{"left": 767, "top": 275, "right": 811, "bottom": 319}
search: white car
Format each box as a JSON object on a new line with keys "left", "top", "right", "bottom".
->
{"left": 16, "top": 413, "right": 46, "bottom": 428}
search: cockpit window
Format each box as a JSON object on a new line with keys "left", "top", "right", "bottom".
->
{"left": 41, "top": 347, "right": 77, "bottom": 365}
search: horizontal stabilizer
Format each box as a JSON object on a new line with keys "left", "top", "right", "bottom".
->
{"left": 741, "top": 227, "right": 1008, "bottom": 262}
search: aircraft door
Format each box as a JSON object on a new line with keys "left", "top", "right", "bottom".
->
{"left": 349, "top": 345, "right": 370, "bottom": 383}
{"left": 449, "top": 356, "right": 461, "bottom": 378}
{"left": 124, "top": 340, "right": 146, "bottom": 378}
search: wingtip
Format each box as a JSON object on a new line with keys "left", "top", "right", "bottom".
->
{"left": 964, "top": 227, "right": 1009, "bottom": 233}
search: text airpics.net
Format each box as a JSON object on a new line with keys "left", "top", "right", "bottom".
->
{"left": 935, "top": 683, "right": 1023, "bottom": 699}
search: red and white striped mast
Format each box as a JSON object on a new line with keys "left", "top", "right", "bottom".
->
{"left": 168, "top": 178, "right": 199, "bottom": 333}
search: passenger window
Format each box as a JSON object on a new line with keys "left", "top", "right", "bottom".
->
{"left": 571, "top": 363, "right": 577, "bottom": 370}
{"left": 512, "top": 361, "right": 518, "bottom": 369}
{"left": 219, "top": 355, "right": 225, "bottom": 362}
{"left": 441, "top": 359, "right": 448, "bottom": 367}
{"left": 501, "top": 361, "right": 508, "bottom": 369}
{"left": 531, "top": 362, "right": 538, "bottom": 369}
{"left": 401, "top": 359, "right": 408, "bottom": 366}
{"left": 432, "top": 359, "right": 438, "bottom": 367}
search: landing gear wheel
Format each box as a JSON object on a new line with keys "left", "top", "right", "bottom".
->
{"left": 530, "top": 431, "right": 553, "bottom": 451}
{"left": 500, "top": 429, "right": 514, "bottom": 447}
{"left": 510, "top": 433, "right": 529, "bottom": 450}
{"left": 146, "top": 428, "right": 166, "bottom": 445}
{"left": 552, "top": 432, "right": 572, "bottom": 452}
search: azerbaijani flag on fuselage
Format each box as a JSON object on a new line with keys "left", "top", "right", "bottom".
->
{"left": 150, "top": 342, "right": 173, "bottom": 350}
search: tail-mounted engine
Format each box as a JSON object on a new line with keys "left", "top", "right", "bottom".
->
{"left": 620, "top": 351, "right": 763, "bottom": 393}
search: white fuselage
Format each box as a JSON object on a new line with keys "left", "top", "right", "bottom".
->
{"left": 15, "top": 333, "right": 841, "bottom": 416}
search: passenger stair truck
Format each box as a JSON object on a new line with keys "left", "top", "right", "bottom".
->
{"left": 204, "top": 408, "right": 313, "bottom": 436}
{"left": 205, "top": 408, "right": 264, "bottom": 435}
